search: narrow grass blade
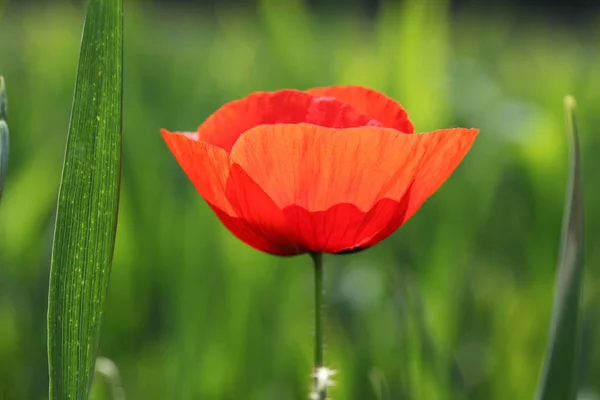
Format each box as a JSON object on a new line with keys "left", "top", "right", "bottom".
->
{"left": 534, "top": 96, "right": 585, "bottom": 400}
{"left": 47, "top": 0, "right": 123, "bottom": 399}
{"left": 0, "top": 76, "right": 8, "bottom": 202}
{"left": 91, "top": 357, "right": 126, "bottom": 400}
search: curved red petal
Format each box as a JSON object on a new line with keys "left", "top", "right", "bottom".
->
{"left": 230, "top": 124, "right": 478, "bottom": 252}
{"left": 231, "top": 124, "right": 421, "bottom": 212}
{"left": 197, "top": 89, "right": 381, "bottom": 153}
{"left": 306, "top": 85, "right": 415, "bottom": 133}
{"left": 162, "top": 129, "right": 235, "bottom": 214}
{"left": 161, "top": 129, "right": 300, "bottom": 255}
{"left": 403, "top": 128, "right": 479, "bottom": 221}
{"left": 361, "top": 128, "right": 480, "bottom": 248}
{"left": 282, "top": 197, "right": 409, "bottom": 253}
{"left": 221, "top": 164, "right": 301, "bottom": 255}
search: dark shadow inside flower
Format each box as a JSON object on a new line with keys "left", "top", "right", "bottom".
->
{"left": 335, "top": 247, "right": 368, "bottom": 255}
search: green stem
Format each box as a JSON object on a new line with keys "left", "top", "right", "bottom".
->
{"left": 311, "top": 252, "right": 326, "bottom": 400}
{"left": 0, "top": 76, "right": 8, "bottom": 204}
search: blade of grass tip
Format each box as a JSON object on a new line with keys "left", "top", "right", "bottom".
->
{"left": 0, "top": 76, "right": 8, "bottom": 203}
{"left": 93, "top": 357, "right": 126, "bottom": 400}
{"left": 369, "top": 368, "right": 391, "bottom": 400}
{"left": 47, "top": 0, "right": 123, "bottom": 399}
{"left": 534, "top": 95, "right": 585, "bottom": 400}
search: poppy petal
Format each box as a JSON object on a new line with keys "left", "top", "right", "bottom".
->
{"left": 197, "top": 89, "right": 382, "bottom": 153}
{"left": 161, "top": 129, "right": 235, "bottom": 215}
{"left": 306, "top": 85, "right": 415, "bottom": 133}
{"left": 161, "top": 129, "right": 300, "bottom": 255}
{"left": 230, "top": 124, "right": 477, "bottom": 251}
{"left": 231, "top": 123, "right": 421, "bottom": 212}
{"left": 222, "top": 164, "right": 301, "bottom": 255}
{"left": 360, "top": 128, "right": 480, "bottom": 247}
{"left": 281, "top": 197, "right": 410, "bottom": 253}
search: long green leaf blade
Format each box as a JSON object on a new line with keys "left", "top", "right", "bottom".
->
{"left": 534, "top": 96, "right": 585, "bottom": 400}
{"left": 0, "top": 76, "right": 8, "bottom": 202}
{"left": 47, "top": 0, "right": 123, "bottom": 399}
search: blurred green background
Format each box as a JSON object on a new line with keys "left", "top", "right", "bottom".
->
{"left": 1, "top": 0, "right": 600, "bottom": 399}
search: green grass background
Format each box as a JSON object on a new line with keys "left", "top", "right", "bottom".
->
{"left": 1, "top": 0, "right": 599, "bottom": 399}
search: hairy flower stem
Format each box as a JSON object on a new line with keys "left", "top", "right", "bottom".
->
{"left": 0, "top": 76, "right": 8, "bottom": 204}
{"left": 311, "top": 252, "right": 326, "bottom": 400}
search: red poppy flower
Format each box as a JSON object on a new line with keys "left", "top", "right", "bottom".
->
{"left": 162, "top": 86, "right": 478, "bottom": 256}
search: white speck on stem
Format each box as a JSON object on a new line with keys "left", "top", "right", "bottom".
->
{"left": 309, "top": 367, "right": 336, "bottom": 399}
